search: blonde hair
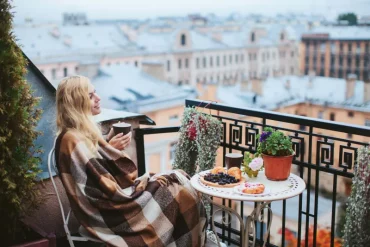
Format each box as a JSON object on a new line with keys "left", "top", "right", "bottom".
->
{"left": 56, "top": 75, "right": 101, "bottom": 148}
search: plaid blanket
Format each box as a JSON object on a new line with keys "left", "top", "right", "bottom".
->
{"left": 55, "top": 130, "right": 206, "bottom": 247}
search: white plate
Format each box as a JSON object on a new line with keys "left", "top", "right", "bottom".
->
{"left": 233, "top": 183, "right": 271, "bottom": 196}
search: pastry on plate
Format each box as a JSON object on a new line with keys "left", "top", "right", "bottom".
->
{"left": 227, "top": 167, "right": 242, "bottom": 180}
{"left": 211, "top": 166, "right": 226, "bottom": 174}
{"left": 242, "top": 182, "right": 265, "bottom": 194}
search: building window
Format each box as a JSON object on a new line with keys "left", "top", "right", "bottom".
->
{"left": 229, "top": 54, "right": 232, "bottom": 64}
{"left": 210, "top": 57, "right": 213, "bottom": 67}
{"left": 290, "top": 67, "right": 294, "bottom": 74}
{"left": 235, "top": 54, "right": 238, "bottom": 63}
{"left": 178, "top": 80, "right": 183, "bottom": 85}
{"left": 366, "top": 43, "right": 369, "bottom": 53}
{"left": 180, "top": 34, "right": 186, "bottom": 46}
{"left": 241, "top": 54, "right": 244, "bottom": 62}
{"left": 196, "top": 58, "right": 199, "bottom": 69}
{"left": 318, "top": 111, "right": 324, "bottom": 119}
{"left": 75, "top": 66, "right": 79, "bottom": 72}
{"left": 185, "top": 58, "right": 189, "bottom": 68}
{"left": 135, "top": 61, "right": 138, "bottom": 67}
{"left": 348, "top": 43, "right": 352, "bottom": 53}
{"left": 251, "top": 32, "right": 255, "bottom": 42}
{"left": 291, "top": 51, "right": 294, "bottom": 57}
{"left": 52, "top": 68, "right": 56, "bottom": 79}
{"left": 223, "top": 55, "right": 227, "bottom": 66}
{"left": 280, "top": 33, "right": 284, "bottom": 41}
{"left": 216, "top": 56, "right": 220, "bottom": 66}
{"left": 63, "top": 67, "right": 68, "bottom": 77}
{"left": 365, "top": 119, "right": 370, "bottom": 127}
{"left": 262, "top": 53, "right": 265, "bottom": 62}
{"left": 167, "top": 60, "right": 171, "bottom": 71}
{"left": 348, "top": 111, "right": 354, "bottom": 117}
{"left": 178, "top": 59, "right": 182, "bottom": 69}
{"left": 266, "top": 52, "right": 270, "bottom": 60}
{"left": 330, "top": 113, "right": 335, "bottom": 121}
{"left": 254, "top": 54, "right": 257, "bottom": 60}
{"left": 203, "top": 57, "right": 206, "bottom": 68}
{"left": 169, "top": 142, "right": 177, "bottom": 161}
{"left": 340, "top": 43, "right": 343, "bottom": 52}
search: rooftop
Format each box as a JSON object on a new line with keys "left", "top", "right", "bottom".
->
{"left": 302, "top": 26, "right": 370, "bottom": 40}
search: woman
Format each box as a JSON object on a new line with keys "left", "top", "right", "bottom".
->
{"left": 55, "top": 76, "right": 206, "bottom": 247}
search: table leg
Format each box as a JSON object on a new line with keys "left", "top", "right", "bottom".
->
{"left": 203, "top": 195, "right": 245, "bottom": 247}
{"left": 244, "top": 202, "right": 273, "bottom": 247}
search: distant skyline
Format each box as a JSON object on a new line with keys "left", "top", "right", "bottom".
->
{"left": 12, "top": 0, "right": 370, "bottom": 24}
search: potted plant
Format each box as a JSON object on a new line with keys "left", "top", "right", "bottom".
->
{"left": 256, "top": 127, "right": 294, "bottom": 181}
{"left": 173, "top": 107, "right": 223, "bottom": 176}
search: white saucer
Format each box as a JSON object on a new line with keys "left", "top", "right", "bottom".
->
{"left": 233, "top": 183, "right": 271, "bottom": 196}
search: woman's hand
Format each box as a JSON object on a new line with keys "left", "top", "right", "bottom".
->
{"left": 109, "top": 132, "right": 132, "bottom": 150}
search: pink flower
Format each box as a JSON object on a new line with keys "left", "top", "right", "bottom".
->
{"left": 249, "top": 157, "right": 263, "bottom": 171}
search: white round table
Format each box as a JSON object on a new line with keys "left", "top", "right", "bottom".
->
{"left": 191, "top": 170, "right": 306, "bottom": 247}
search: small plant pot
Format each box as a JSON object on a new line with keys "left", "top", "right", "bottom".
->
{"left": 262, "top": 153, "right": 294, "bottom": 181}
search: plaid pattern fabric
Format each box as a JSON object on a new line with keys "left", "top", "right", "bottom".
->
{"left": 55, "top": 130, "right": 206, "bottom": 247}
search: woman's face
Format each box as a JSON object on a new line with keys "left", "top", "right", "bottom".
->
{"left": 88, "top": 85, "right": 101, "bottom": 116}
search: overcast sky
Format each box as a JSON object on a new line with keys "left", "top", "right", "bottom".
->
{"left": 12, "top": 0, "right": 370, "bottom": 24}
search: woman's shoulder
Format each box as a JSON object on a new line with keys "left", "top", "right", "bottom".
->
{"left": 57, "top": 130, "right": 86, "bottom": 153}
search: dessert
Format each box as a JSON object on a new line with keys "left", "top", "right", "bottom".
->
{"left": 200, "top": 167, "right": 245, "bottom": 188}
{"left": 242, "top": 182, "right": 265, "bottom": 194}
{"left": 227, "top": 167, "right": 242, "bottom": 180}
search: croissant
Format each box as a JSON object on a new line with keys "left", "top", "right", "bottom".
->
{"left": 242, "top": 183, "right": 265, "bottom": 194}
{"left": 227, "top": 167, "right": 242, "bottom": 180}
{"left": 211, "top": 166, "right": 226, "bottom": 174}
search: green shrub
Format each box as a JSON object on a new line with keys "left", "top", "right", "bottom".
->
{"left": 0, "top": 0, "right": 42, "bottom": 240}
{"left": 256, "top": 127, "right": 294, "bottom": 156}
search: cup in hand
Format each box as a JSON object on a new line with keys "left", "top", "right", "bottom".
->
{"left": 225, "top": 153, "right": 243, "bottom": 169}
{"left": 112, "top": 122, "right": 131, "bottom": 136}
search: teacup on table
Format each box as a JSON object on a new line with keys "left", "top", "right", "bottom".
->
{"left": 112, "top": 122, "right": 131, "bottom": 135}
{"left": 225, "top": 153, "right": 243, "bottom": 169}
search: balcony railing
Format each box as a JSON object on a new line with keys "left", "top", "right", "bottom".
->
{"left": 135, "top": 99, "right": 370, "bottom": 247}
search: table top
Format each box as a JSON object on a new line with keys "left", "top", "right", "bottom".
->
{"left": 190, "top": 170, "right": 306, "bottom": 202}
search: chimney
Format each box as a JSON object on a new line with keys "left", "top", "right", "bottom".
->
{"left": 251, "top": 78, "right": 263, "bottom": 96}
{"left": 364, "top": 81, "right": 370, "bottom": 102}
{"left": 141, "top": 61, "right": 165, "bottom": 82}
{"left": 346, "top": 73, "right": 357, "bottom": 100}
{"left": 285, "top": 79, "right": 291, "bottom": 90}
{"left": 211, "top": 32, "right": 222, "bottom": 42}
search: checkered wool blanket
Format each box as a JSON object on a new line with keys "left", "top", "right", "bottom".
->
{"left": 55, "top": 130, "right": 206, "bottom": 247}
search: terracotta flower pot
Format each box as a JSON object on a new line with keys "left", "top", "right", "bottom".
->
{"left": 262, "top": 153, "right": 294, "bottom": 181}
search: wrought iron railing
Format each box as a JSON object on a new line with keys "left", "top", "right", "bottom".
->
{"left": 135, "top": 99, "right": 370, "bottom": 247}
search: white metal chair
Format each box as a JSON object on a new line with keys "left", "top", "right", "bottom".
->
{"left": 48, "top": 146, "right": 103, "bottom": 247}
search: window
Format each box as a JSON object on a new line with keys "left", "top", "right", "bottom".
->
{"left": 366, "top": 43, "right": 369, "bottom": 53}
{"left": 178, "top": 80, "right": 183, "bottom": 85}
{"left": 223, "top": 55, "right": 227, "bottom": 66}
{"left": 290, "top": 67, "right": 294, "bottom": 74}
{"left": 229, "top": 54, "right": 232, "bottom": 64}
{"left": 180, "top": 34, "right": 186, "bottom": 46}
{"left": 203, "top": 57, "right": 206, "bottom": 68}
{"left": 169, "top": 142, "right": 177, "bottom": 161}
{"left": 178, "top": 59, "right": 182, "bottom": 69}
{"left": 348, "top": 111, "right": 354, "bottom": 117}
{"left": 235, "top": 54, "right": 238, "bottom": 64}
{"left": 318, "top": 111, "right": 324, "bottom": 119}
{"left": 135, "top": 61, "right": 138, "bottom": 67}
{"left": 280, "top": 33, "right": 284, "bottom": 41}
{"left": 167, "top": 60, "right": 171, "bottom": 71}
{"left": 291, "top": 51, "right": 294, "bottom": 57}
{"left": 210, "top": 57, "right": 213, "bottom": 67}
{"left": 196, "top": 58, "right": 200, "bottom": 69}
{"left": 52, "top": 68, "right": 56, "bottom": 79}
{"left": 348, "top": 43, "right": 352, "bottom": 52}
{"left": 340, "top": 43, "right": 343, "bottom": 52}
{"left": 365, "top": 119, "right": 370, "bottom": 127}
{"left": 249, "top": 54, "right": 252, "bottom": 61}
{"left": 251, "top": 32, "right": 255, "bottom": 42}
{"left": 240, "top": 54, "right": 244, "bottom": 63}
{"left": 185, "top": 58, "right": 189, "bottom": 68}
{"left": 253, "top": 54, "right": 257, "bottom": 60}
{"left": 262, "top": 53, "right": 265, "bottom": 62}
{"left": 216, "top": 56, "right": 220, "bottom": 66}
{"left": 266, "top": 52, "right": 270, "bottom": 60}
{"left": 75, "top": 66, "right": 79, "bottom": 72}
{"left": 330, "top": 113, "right": 335, "bottom": 121}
